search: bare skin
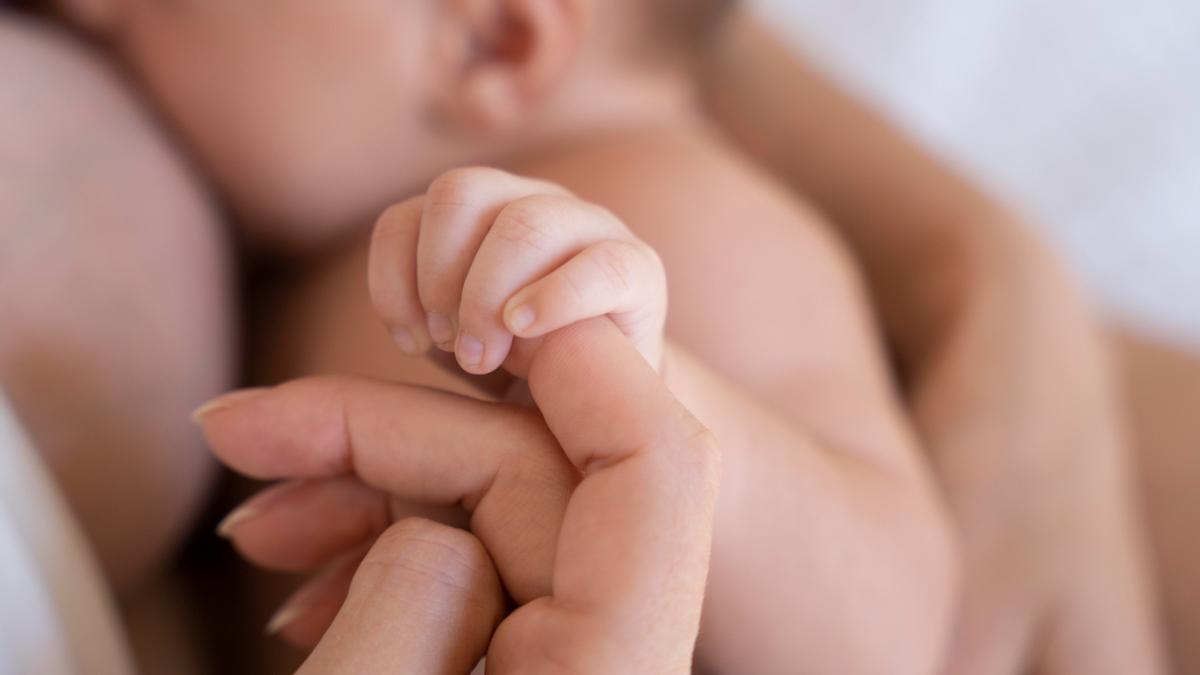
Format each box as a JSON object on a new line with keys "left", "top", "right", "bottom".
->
{"left": 203, "top": 318, "right": 722, "bottom": 674}
{"left": 0, "top": 16, "right": 233, "bottom": 596}
{"left": 704, "top": 12, "right": 1174, "bottom": 673}
{"left": 43, "top": 18, "right": 953, "bottom": 674}
{"left": 249, "top": 126, "right": 956, "bottom": 675}
{"left": 0, "top": 16, "right": 233, "bottom": 674}
{"left": 4, "top": 2, "right": 1195, "bottom": 667}
{"left": 1115, "top": 332, "right": 1200, "bottom": 674}
{"left": 227, "top": 330, "right": 1200, "bottom": 675}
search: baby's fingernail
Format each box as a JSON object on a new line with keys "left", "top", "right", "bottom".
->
{"left": 216, "top": 504, "right": 259, "bottom": 539}
{"left": 427, "top": 313, "right": 456, "bottom": 349}
{"left": 265, "top": 601, "right": 307, "bottom": 636}
{"left": 457, "top": 332, "right": 484, "bottom": 369}
{"left": 391, "top": 326, "right": 420, "bottom": 355}
{"left": 190, "top": 388, "right": 269, "bottom": 424}
{"left": 507, "top": 304, "right": 536, "bottom": 334}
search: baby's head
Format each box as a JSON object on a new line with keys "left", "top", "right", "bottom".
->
{"left": 61, "top": 0, "right": 734, "bottom": 248}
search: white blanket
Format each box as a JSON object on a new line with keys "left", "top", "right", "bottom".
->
{"left": 755, "top": 0, "right": 1200, "bottom": 351}
{"left": 0, "top": 396, "right": 132, "bottom": 675}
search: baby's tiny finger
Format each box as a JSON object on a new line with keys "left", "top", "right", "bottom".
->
{"left": 457, "top": 195, "right": 628, "bottom": 376}
{"left": 504, "top": 240, "right": 666, "bottom": 366}
{"left": 368, "top": 198, "right": 432, "bottom": 355}
{"left": 417, "top": 168, "right": 569, "bottom": 352}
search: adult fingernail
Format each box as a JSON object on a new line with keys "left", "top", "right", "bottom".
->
{"left": 265, "top": 601, "right": 307, "bottom": 636}
{"left": 216, "top": 481, "right": 308, "bottom": 539}
{"left": 457, "top": 332, "right": 484, "bottom": 369}
{"left": 190, "top": 388, "right": 270, "bottom": 424}
{"left": 391, "top": 326, "right": 420, "bottom": 355}
{"left": 216, "top": 504, "right": 259, "bottom": 539}
{"left": 427, "top": 313, "right": 456, "bottom": 349}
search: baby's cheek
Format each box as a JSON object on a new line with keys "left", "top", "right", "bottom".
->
{"left": 114, "top": 2, "right": 446, "bottom": 250}
{"left": 109, "top": 16, "right": 333, "bottom": 244}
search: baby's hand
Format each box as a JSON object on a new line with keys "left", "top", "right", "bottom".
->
{"left": 368, "top": 168, "right": 666, "bottom": 375}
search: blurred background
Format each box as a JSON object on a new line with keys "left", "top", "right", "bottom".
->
{"left": 759, "top": 0, "right": 1200, "bottom": 351}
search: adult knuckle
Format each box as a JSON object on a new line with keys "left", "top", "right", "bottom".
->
{"left": 367, "top": 518, "right": 493, "bottom": 593}
{"left": 494, "top": 407, "right": 556, "bottom": 457}
{"left": 289, "top": 374, "right": 355, "bottom": 398}
{"left": 689, "top": 425, "right": 721, "bottom": 465}
{"left": 375, "top": 517, "right": 468, "bottom": 552}
{"left": 274, "top": 376, "right": 359, "bottom": 471}
{"left": 668, "top": 411, "right": 722, "bottom": 482}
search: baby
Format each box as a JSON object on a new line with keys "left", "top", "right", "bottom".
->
{"left": 47, "top": 0, "right": 957, "bottom": 672}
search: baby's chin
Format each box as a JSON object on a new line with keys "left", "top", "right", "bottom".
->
{"left": 216, "top": 165, "right": 430, "bottom": 256}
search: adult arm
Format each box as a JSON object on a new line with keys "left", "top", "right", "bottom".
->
{"left": 703, "top": 12, "right": 1166, "bottom": 673}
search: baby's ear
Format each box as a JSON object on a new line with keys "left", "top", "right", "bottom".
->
{"left": 434, "top": 0, "right": 589, "bottom": 132}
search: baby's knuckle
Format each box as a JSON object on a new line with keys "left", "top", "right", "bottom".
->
{"left": 554, "top": 262, "right": 589, "bottom": 305}
{"left": 639, "top": 241, "right": 666, "bottom": 274}
{"left": 494, "top": 196, "right": 563, "bottom": 252}
{"left": 426, "top": 167, "right": 505, "bottom": 209}
{"left": 591, "top": 242, "right": 638, "bottom": 293}
{"left": 638, "top": 246, "right": 668, "bottom": 302}
{"left": 457, "top": 286, "right": 494, "bottom": 322}
{"left": 417, "top": 277, "right": 451, "bottom": 312}
{"left": 374, "top": 201, "right": 408, "bottom": 229}
{"left": 580, "top": 199, "right": 617, "bottom": 222}
{"left": 371, "top": 200, "right": 416, "bottom": 243}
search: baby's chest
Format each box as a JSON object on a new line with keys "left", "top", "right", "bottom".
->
{"left": 247, "top": 241, "right": 487, "bottom": 398}
{"left": 593, "top": 178, "right": 874, "bottom": 391}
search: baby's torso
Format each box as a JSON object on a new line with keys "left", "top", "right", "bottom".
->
{"left": 250, "top": 124, "right": 890, "bottom": 443}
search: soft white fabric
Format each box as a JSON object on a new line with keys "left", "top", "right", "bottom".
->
{"left": 0, "top": 493, "right": 71, "bottom": 675}
{"left": 0, "top": 395, "right": 133, "bottom": 675}
{"left": 754, "top": 0, "right": 1200, "bottom": 351}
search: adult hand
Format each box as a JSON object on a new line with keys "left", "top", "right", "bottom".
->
{"left": 197, "top": 318, "right": 721, "bottom": 673}
{"left": 911, "top": 266, "right": 1166, "bottom": 675}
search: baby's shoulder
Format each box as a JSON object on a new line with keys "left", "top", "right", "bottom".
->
{"left": 520, "top": 123, "right": 852, "bottom": 277}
